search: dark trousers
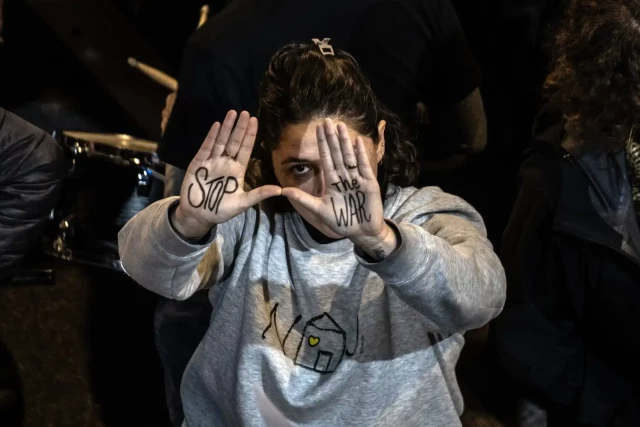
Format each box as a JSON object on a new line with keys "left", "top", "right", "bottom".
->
{"left": 155, "top": 292, "right": 212, "bottom": 427}
{"left": 157, "top": 164, "right": 212, "bottom": 427}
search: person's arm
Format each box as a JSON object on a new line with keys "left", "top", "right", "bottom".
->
{"left": 0, "top": 110, "right": 65, "bottom": 280}
{"left": 422, "top": 0, "right": 487, "bottom": 157}
{"left": 120, "top": 111, "right": 280, "bottom": 300}
{"left": 429, "top": 88, "right": 487, "bottom": 153}
{"left": 494, "top": 157, "right": 639, "bottom": 426}
{"left": 356, "top": 188, "right": 506, "bottom": 334}
{"left": 118, "top": 197, "right": 250, "bottom": 300}
{"left": 280, "top": 120, "right": 505, "bottom": 334}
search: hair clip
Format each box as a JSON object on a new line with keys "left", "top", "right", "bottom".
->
{"left": 312, "top": 38, "right": 334, "bottom": 56}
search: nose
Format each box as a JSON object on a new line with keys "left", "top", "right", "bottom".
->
{"left": 314, "top": 170, "right": 326, "bottom": 197}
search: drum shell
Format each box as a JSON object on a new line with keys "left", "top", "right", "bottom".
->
{"left": 46, "top": 132, "right": 164, "bottom": 268}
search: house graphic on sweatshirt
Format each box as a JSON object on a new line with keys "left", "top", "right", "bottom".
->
{"left": 294, "top": 313, "right": 347, "bottom": 373}
{"left": 262, "top": 304, "right": 359, "bottom": 375}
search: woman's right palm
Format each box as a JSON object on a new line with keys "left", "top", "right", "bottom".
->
{"left": 177, "top": 111, "right": 281, "bottom": 231}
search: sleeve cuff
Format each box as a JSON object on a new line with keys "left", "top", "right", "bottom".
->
{"left": 152, "top": 197, "right": 216, "bottom": 258}
{"left": 355, "top": 220, "right": 428, "bottom": 285}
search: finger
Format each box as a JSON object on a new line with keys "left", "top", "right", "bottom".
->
{"left": 224, "top": 111, "right": 250, "bottom": 159}
{"left": 337, "top": 123, "right": 358, "bottom": 174}
{"left": 241, "top": 185, "right": 282, "bottom": 208}
{"left": 193, "top": 122, "right": 221, "bottom": 162}
{"left": 281, "top": 187, "right": 324, "bottom": 214}
{"left": 323, "top": 118, "right": 344, "bottom": 172}
{"left": 316, "top": 122, "right": 335, "bottom": 175}
{"left": 355, "top": 136, "right": 376, "bottom": 180}
{"left": 212, "top": 110, "right": 238, "bottom": 158}
{"left": 236, "top": 117, "right": 258, "bottom": 166}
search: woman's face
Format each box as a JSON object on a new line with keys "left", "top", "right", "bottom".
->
{"left": 271, "top": 118, "right": 386, "bottom": 239}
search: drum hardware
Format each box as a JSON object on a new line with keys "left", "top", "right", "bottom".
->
{"left": 147, "top": 168, "right": 166, "bottom": 183}
{"left": 44, "top": 131, "right": 165, "bottom": 272}
{"left": 4, "top": 269, "right": 55, "bottom": 286}
{"left": 137, "top": 167, "right": 152, "bottom": 197}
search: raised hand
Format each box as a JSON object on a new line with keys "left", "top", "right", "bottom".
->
{"left": 281, "top": 118, "right": 386, "bottom": 241}
{"left": 173, "top": 111, "right": 281, "bottom": 238}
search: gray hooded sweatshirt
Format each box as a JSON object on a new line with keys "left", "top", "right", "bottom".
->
{"left": 118, "top": 185, "right": 506, "bottom": 427}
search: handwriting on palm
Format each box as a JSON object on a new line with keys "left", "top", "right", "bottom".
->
{"left": 179, "top": 111, "right": 281, "bottom": 228}
{"left": 281, "top": 119, "right": 385, "bottom": 239}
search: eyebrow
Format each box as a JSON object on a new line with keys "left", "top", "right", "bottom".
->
{"left": 280, "top": 157, "right": 313, "bottom": 165}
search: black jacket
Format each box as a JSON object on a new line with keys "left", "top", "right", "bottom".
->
{"left": 0, "top": 108, "right": 65, "bottom": 281}
{"left": 495, "top": 111, "right": 640, "bottom": 426}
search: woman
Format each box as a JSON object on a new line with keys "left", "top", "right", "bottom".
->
{"left": 119, "top": 42, "right": 505, "bottom": 426}
{"left": 494, "top": 1, "right": 640, "bottom": 425}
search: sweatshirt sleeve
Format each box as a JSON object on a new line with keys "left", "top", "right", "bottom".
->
{"left": 118, "top": 197, "right": 250, "bottom": 300}
{"left": 356, "top": 187, "right": 506, "bottom": 333}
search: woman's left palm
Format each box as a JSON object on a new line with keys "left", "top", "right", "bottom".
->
{"left": 282, "top": 119, "right": 386, "bottom": 239}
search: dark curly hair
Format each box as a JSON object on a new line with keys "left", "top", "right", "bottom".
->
{"left": 544, "top": 0, "right": 640, "bottom": 144}
{"left": 249, "top": 42, "right": 419, "bottom": 205}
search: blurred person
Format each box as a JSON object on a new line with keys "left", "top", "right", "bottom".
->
{"left": 0, "top": 108, "right": 64, "bottom": 280}
{"left": 0, "top": 0, "right": 65, "bottom": 288}
{"left": 495, "top": 1, "right": 640, "bottom": 425}
{"left": 0, "top": 5, "right": 66, "bottom": 424}
{"left": 160, "top": 0, "right": 485, "bottom": 193}
{"left": 347, "top": 0, "right": 486, "bottom": 175}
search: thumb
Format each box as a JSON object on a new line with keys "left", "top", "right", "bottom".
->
{"left": 241, "top": 185, "right": 282, "bottom": 207}
{"left": 281, "top": 187, "right": 323, "bottom": 213}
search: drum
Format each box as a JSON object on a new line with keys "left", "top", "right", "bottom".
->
{"left": 45, "top": 131, "right": 165, "bottom": 271}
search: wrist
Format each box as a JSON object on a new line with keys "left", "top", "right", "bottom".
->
{"left": 351, "top": 222, "right": 398, "bottom": 260}
{"left": 351, "top": 223, "right": 389, "bottom": 246}
{"left": 171, "top": 204, "right": 212, "bottom": 239}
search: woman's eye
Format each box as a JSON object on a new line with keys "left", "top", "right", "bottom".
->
{"left": 291, "top": 165, "right": 311, "bottom": 176}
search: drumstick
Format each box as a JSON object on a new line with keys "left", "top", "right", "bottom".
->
{"left": 127, "top": 57, "right": 178, "bottom": 92}
{"left": 198, "top": 5, "right": 209, "bottom": 28}
{"left": 129, "top": 5, "right": 207, "bottom": 91}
